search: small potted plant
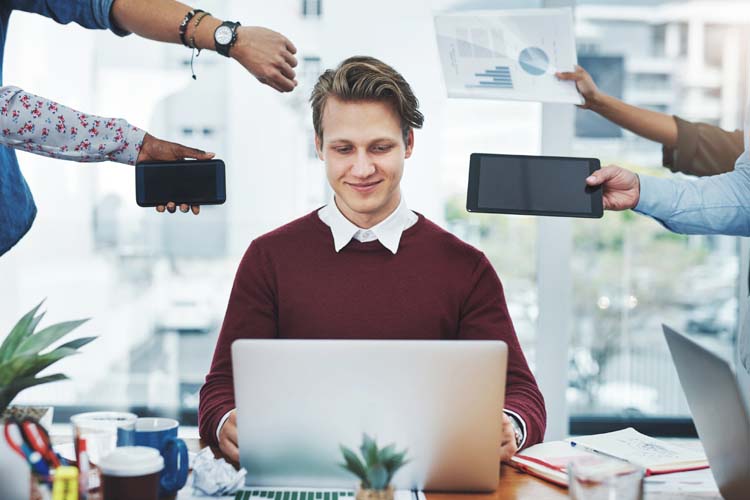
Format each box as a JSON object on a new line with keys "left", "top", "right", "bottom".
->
{"left": 339, "top": 434, "right": 409, "bottom": 500}
{"left": 0, "top": 301, "right": 95, "bottom": 500}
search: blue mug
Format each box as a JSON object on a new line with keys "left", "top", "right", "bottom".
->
{"left": 117, "top": 417, "right": 188, "bottom": 497}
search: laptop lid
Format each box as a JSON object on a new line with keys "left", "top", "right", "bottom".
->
{"left": 662, "top": 324, "right": 750, "bottom": 500}
{"left": 231, "top": 339, "right": 507, "bottom": 492}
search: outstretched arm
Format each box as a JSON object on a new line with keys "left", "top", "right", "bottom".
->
{"left": 110, "top": 0, "right": 298, "bottom": 92}
{"left": 1, "top": 86, "right": 213, "bottom": 214}
{"left": 587, "top": 153, "right": 750, "bottom": 236}
{"left": 556, "top": 65, "right": 678, "bottom": 147}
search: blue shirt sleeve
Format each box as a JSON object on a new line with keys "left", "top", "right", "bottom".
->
{"left": 7, "top": 0, "right": 129, "bottom": 36}
{"left": 634, "top": 149, "right": 750, "bottom": 236}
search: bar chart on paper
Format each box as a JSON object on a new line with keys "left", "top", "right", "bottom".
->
{"left": 434, "top": 8, "right": 583, "bottom": 104}
{"left": 469, "top": 66, "right": 513, "bottom": 89}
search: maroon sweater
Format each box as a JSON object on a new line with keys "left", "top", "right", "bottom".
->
{"left": 199, "top": 211, "right": 546, "bottom": 448}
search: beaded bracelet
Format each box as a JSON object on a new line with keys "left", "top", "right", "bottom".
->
{"left": 179, "top": 9, "right": 205, "bottom": 47}
{"left": 189, "top": 11, "right": 212, "bottom": 49}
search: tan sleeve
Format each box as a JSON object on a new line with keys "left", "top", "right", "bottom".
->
{"left": 662, "top": 116, "right": 744, "bottom": 176}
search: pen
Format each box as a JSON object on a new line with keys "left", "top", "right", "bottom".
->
{"left": 569, "top": 441, "right": 636, "bottom": 466}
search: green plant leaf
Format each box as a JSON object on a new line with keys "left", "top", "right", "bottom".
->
{"left": 56, "top": 336, "right": 97, "bottom": 351}
{"left": 361, "top": 433, "right": 379, "bottom": 467}
{"left": 0, "top": 373, "right": 68, "bottom": 414}
{"left": 384, "top": 450, "right": 409, "bottom": 483}
{"left": 339, "top": 445, "right": 369, "bottom": 486}
{"left": 0, "top": 300, "right": 45, "bottom": 362}
{"left": 366, "top": 464, "right": 388, "bottom": 490}
{"left": 0, "top": 347, "right": 79, "bottom": 385}
{"left": 15, "top": 319, "right": 89, "bottom": 357}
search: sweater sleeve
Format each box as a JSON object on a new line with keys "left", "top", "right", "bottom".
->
{"left": 457, "top": 254, "right": 546, "bottom": 449}
{"left": 198, "top": 240, "right": 279, "bottom": 447}
{"left": 662, "top": 116, "right": 744, "bottom": 176}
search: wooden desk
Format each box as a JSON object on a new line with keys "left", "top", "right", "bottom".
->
{"left": 429, "top": 465, "right": 567, "bottom": 500}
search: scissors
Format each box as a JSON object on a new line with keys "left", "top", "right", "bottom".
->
{"left": 3, "top": 417, "right": 58, "bottom": 475}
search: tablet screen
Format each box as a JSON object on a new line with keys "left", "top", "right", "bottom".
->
{"left": 468, "top": 154, "right": 602, "bottom": 218}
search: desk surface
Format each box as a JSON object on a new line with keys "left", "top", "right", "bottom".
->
{"left": 50, "top": 431, "right": 720, "bottom": 500}
{"left": 430, "top": 466, "right": 567, "bottom": 500}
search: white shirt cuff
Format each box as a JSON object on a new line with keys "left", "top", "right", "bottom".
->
{"left": 503, "top": 409, "right": 527, "bottom": 450}
{"left": 216, "top": 409, "right": 235, "bottom": 443}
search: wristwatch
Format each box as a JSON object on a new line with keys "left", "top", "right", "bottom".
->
{"left": 508, "top": 414, "right": 523, "bottom": 448}
{"left": 214, "top": 21, "right": 241, "bottom": 57}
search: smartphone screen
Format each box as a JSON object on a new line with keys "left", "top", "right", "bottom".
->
{"left": 467, "top": 153, "right": 602, "bottom": 218}
{"left": 135, "top": 160, "right": 226, "bottom": 206}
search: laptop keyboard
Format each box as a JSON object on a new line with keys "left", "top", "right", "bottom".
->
{"left": 235, "top": 491, "right": 356, "bottom": 500}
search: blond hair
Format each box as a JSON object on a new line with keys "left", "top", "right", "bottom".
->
{"left": 310, "top": 56, "right": 424, "bottom": 144}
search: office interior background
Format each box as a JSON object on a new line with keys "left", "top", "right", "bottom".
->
{"left": 1, "top": 0, "right": 748, "bottom": 440}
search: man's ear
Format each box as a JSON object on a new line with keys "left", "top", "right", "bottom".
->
{"left": 314, "top": 134, "right": 324, "bottom": 161}
{"left": 404, "top": 128, "right": 415, "bottom": 159}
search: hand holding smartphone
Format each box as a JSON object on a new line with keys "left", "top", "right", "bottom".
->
{"left": 135, "top": 159, "right": 226, "bottom": 214}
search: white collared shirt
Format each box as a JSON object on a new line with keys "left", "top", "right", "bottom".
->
{"left": 317, "top": 195, "right": 418, "bottom": 254}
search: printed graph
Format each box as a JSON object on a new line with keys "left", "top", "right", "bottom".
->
{"left": 466, "top": 66, "right": 513, "bottom": 89}
{"left": 518, "top": 47, "right": 549, "bottom": 76}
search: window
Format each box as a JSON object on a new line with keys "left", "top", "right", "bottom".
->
{"left": 301, "top": 0, "right": 322, "bottom": 18}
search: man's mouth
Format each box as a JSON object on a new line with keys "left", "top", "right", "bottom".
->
{"left": 347, "top": 180, "right": 382, "bottom": 193}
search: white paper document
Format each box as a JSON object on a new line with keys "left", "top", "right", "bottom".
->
{"left": 434, "top": 8, "right": 583, "bottom": 104}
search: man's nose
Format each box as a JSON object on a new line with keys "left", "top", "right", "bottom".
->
{"left": 351, "top": 151, "right": 376, "bottom": 178}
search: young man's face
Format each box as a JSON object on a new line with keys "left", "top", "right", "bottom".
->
{"left": 316, "top": 96, "right": 414, "bottom": 229}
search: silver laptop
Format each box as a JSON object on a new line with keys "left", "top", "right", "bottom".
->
{"left": 231, "top": 339, "right": 507, "bottom": 492}
{"left": 663, "top": 325, "right": 750, "bottom": 500}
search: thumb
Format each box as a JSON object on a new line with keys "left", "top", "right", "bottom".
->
{"left": 586, "top": 166, "right": 619, "bottom": 186}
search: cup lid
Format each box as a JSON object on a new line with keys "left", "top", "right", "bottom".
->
{"left": 99, "top": 446, "right": 164, "bottom": 477}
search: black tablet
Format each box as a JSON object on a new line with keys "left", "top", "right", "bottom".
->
{"left": 467, "top": 153, "right": 603, "bottom": 218}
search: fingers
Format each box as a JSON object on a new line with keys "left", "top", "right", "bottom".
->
{"left": 266, "top": 71, "right": 296, "bottom": 92}
{"left": 284, "top": 36, "right": 298, "bottom": 56}
{"left": 175, "top": 144, "right": 215, "bottom": 161}
{"left": 278, "top": 61, "right": 297, "bottom": 81}
{"left": 155, "top": 202, "right": 201, "bottom": 215}
{"left": 555, "top": 71, "right": 578, "bottom": 81}
{"left": 220, "top": 436, "right": 240, "bottom": 464}
{"left": 281, "top": 50, "right": 298, "bottom": 68}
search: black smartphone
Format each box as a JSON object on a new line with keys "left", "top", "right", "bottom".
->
{"left": 135, "top": 159, "right": 226, "bottom": 207}
{"left": 466, "top": 153, "right": 603, "bottom": 218}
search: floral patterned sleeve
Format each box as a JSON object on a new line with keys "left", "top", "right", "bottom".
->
{"left": 0, "top": 86, "right": 145, "bottom": 165}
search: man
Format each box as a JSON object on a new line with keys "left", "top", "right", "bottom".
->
{"left": 199, "top": 56, "right": 546, "bottom": 464}
{"left": 1, "top": 0, "right": 298, "bottom": 256}
{"left": 556, "top": 65, "right": 744, "bottom": 176}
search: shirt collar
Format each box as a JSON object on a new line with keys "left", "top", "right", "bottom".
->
{"left": 318, "top": 195, "right": 418, "bottom": 254}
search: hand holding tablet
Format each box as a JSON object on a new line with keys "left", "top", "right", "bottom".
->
{"left": 466, "top": 153, "right": 603, "bottom": 218}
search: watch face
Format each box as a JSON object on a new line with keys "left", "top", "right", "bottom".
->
{"left": 215, "top": 26, "right": 233, "bottom": 45}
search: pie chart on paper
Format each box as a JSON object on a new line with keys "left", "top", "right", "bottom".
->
{"left": 519, "top": 47, "right": 550, "bottom": 76}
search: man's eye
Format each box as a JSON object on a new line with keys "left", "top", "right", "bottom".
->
{"left": 335, "top": 147, "right": 352, "bottom": 154}
{"left": 373, "top": 145, "right": 393, "bottom": 153}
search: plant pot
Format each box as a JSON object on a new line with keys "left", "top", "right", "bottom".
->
{"left": 356, "top": 485, "right": 394, "bottom": 500}
{"left": 1, "top": 405, "right": 54, "bottom": 428}
{"left": 0, "top": 418, "right": 32, "bottom": 500}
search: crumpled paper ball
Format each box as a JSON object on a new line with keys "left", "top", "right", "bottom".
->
{"left": 191, "top": 447, "right": 247, "bottom": 496}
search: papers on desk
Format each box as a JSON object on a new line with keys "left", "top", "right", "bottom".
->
{"left": 434, "top": 8, "right": 583, "bottom": 104}
{"left": 569, "top": 428, "right": 709, "bottom": 475}
{"left": 510, "top": 428, "right": 709, "bottom": 487}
